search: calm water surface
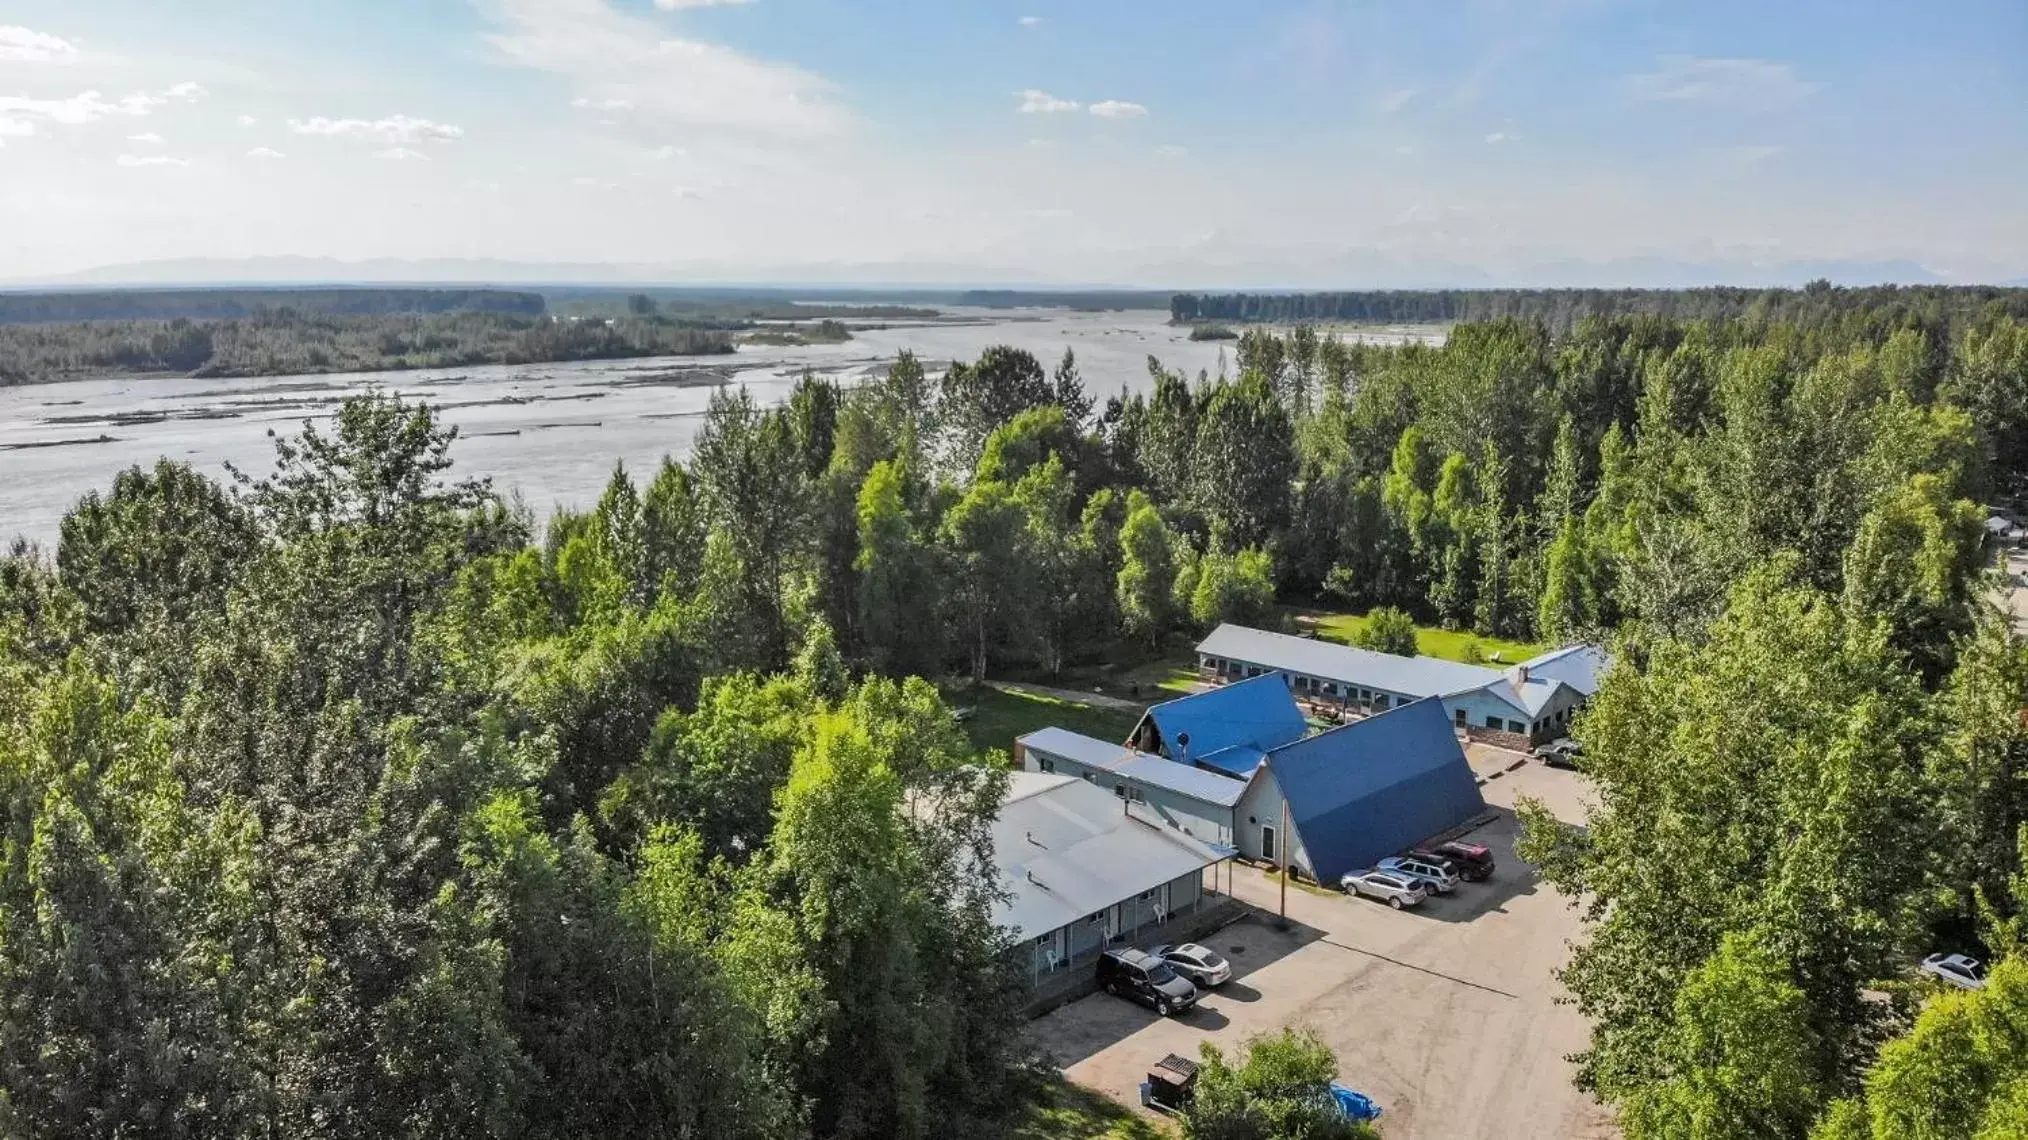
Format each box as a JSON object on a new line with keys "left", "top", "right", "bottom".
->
{"left": 0, "top": 308, "right": 1440, "bottom": 545}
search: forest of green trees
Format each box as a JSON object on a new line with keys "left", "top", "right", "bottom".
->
{"left": 0, "top": 310, "right": 734, "bottom": 386}
{"left": 0, "top": 287, "right": 548, "bottom": 324}
{"left": 1171, "top": 283, "right": 2028, "bottom": 333}
{"left": 4, "top": 291, "right": 2028, "bottom": 1137}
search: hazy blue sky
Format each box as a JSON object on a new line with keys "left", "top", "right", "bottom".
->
{"left": 2, "top": 0, "right": 2023, "bottom": 283}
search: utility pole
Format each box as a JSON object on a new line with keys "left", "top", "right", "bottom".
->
{"left": 1278, "top": 795, "right": 1290, "bottom": 927}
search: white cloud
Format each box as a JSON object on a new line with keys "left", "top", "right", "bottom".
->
{"left": 375, "top": 147, "right": 430, "bottom": 160}
{"left": 0, "top": 25, "right": 76, "bottom": 63}
{"left": 1089, "top": 100, "right": 1147, "bottom": 119}
{"left": 289, "top": 114, "right": 465, "bottom": 144}
{"left": 1630, "top": 56, "right": 1819, "bottom": 105}
{"left": 572, "top": 97, "right": 635, "bottom": 111}
{"left": 246, "top": 146, "right": 286, "bottom": 159}
{"left": 1484, "top": 131, "right": 1514, "bottom": 144}
{"left": 479, "top": 0, "right": 844, "bottom": 136}
{"left": 116, "top": 154, "right": 188, "bottom": 167}
{"left": 0, "top": 81, "right": 204, "bottom": 142}
{"left": 237, "top": 114, "right": 258, "bottom": 127}
{"left": 652, "top": 0, "right": 755, "bottom": 7}
{"left": 1017, "top": 89, "right": 1079, "bottom": 114}
{"left": 1155, "top": 144, "right": 1186, "bottom": 157}
{"left": 1395, "top": 144, "right": 1416, "bottom": 156}
{"left": 165, "top": 82, "right": 208, "bottom": 101}
{"left": 1378, "top": 88, "right": 1417, "bottom": 114}
{"left": 127, "top": 132, "right": 165, "bottom": 144}
{"left": 1019, "top": 16, "right": 1042, "bottom": 27}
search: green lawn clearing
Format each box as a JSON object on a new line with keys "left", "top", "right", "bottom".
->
{"left": 1291, "top": 607, "right": 1544, "bottom": 665}
{"left": 943, "top": 682, "right": 1142, "bottom": 758}
{"left": 1010, "top": 1074, "right": 1171, "bottom": 1140}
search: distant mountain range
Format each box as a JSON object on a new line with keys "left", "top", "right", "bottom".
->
{"left": 7, "top": 253, "right": 2023, "bottom": 292}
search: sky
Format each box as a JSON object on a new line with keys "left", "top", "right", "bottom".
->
{"left": 1, "top": 0, "right": 2024, "bottom": 286}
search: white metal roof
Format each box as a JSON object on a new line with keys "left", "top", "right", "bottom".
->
{"left": 990, "top": 772, "right": 1231, "bottom": 939}
{"left": 1018, "top": 726, "right": 1251, "bottom": 807}
{"left": 1196, "top": 623, "right": 1599, "bottom": 720}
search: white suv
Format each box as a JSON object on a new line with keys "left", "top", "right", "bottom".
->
{"left": 1341, "top": 869, "right": 1428, "bottom": 909}
{"left": 1378, "top": 855, "right": 1459, "bottom": 894}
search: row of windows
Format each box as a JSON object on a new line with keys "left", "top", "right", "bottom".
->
{"left": 1203, "top": 657, "right": 1404, "bottom": 710}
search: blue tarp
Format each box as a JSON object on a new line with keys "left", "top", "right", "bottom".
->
{"left": 1266, "top": 697, "right": 1487, "bottom": 884}
{"left": 1142, "top": 673, "right": 1307, "bottom": 771}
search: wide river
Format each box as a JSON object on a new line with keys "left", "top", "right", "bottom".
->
{"left": 0, "top": 307, "right": 1441, "bottom": 546}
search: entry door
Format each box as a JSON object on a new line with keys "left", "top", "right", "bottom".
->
{"left": 1261, "top": 823, "right": 1277, "bottom": 862}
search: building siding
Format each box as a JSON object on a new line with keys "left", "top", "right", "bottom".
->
{"left": 1232, "top": 766, "right": 1315, "bottom": 880}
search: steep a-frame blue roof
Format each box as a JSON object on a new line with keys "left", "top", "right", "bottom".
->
{"left": 1265, "top": 697, "right": 1487, "bottom": 884}
{"left": 1138, "top": 672, "right": 1307, "bottom": 777}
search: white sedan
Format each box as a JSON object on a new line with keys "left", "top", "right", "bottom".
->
{"left": 1920, "top": 953, "right": 1988, "bottom": 990}
{"left": 1153, "top": 942, "right": 1233, "bottom": 987}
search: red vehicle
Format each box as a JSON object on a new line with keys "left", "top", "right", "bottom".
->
{"left": 1414, "top": 840, "right": 1496, "bottom": 881}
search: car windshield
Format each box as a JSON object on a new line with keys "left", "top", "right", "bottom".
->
{"left": 1199, "top": 951, "right": 1227, "bottom": 968}
{"left": 1146, "top": 963, "right": 1179, "bottom": 984}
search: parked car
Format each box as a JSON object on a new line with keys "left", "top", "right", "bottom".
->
{"left": 1418, "top": 839, "right": 1496, "bottom": 881}
{"left": 1533, "top": 738, "right": 1583, "bottom": 769}
{"left": 1379, "top": 855, "right": 1459, "bottom": 894}
{"left": 1920, "top": 952, "right": 1989, "bottom": 990}
{"left": 1096, "top": 947, "right": 1200, "bottom": 1015}
{"left": 1153, "top": 942, "right": 1232, "bottom": 988}
{"left": 1341, "top": 868, "right": 1428, "bottom": 909}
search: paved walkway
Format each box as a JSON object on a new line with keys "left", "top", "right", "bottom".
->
{"left": 989, "top": 679, "right": 1148, "bottom": 714}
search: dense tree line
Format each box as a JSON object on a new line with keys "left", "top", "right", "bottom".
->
{"left": 0, "top": 287, "right": 546, "bottom": 324}
{"left": 1172, "top": 283, "right": 2028, "bottom": 335}
{"left": 5, "top": 288, "right": 2028, "bottom": 1136}
{"left": 0, "top": 310, "right": 734, "bottom": 385}
{"left": 957, "top": 290, "right": 1172, "bottom": 311}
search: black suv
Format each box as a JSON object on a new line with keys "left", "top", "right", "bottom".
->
{"left": 1096, "top": 948, "right": 1199, "bottom": 1016}
{"left": 1415, "top": 840, "right": 1496, "bottom": 881}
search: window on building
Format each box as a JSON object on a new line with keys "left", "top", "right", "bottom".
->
{"left": 1454, "top": 709, "right": 1467, "bottom": 727}
{"left": 1507, "top": 720, "right": 1525, "bottom": 734}
{"left": 1036, "top": 756, "right": 1055, "bottom": 773}
{"left": 1374, "top": 694, "right": 1390, "bottom": 710}
{"left": 1114, "top": 783, "right": 1128, "bottom": 799}
{"left": 1485, "top": 714, "right": 1502, "bottom": 729}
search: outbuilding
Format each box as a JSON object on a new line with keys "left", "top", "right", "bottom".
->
{"left": 1194, "top": 623, "right": 1607, "bottom": 744}
{"left": 991, "top": 771, "right": 1235, "bottom": 982}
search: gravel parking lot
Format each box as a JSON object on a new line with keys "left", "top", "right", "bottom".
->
{"left": 1025, "top": 760, "right": 1616, "bottom": 1140}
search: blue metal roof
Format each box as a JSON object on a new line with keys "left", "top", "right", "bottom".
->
{"left": 1141, "top": 672, "right": 1307, "bottom": 771}
{"left": 1017, "top": 726, "right": 1251, "bottom": 807}
{"left": 1264, "top": 697, "right": 1487, "bottom": 884}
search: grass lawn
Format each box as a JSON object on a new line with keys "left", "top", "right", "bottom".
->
{"left": 943, "top": 682, "right": 1142, "bottom": 757}
{"left": 1009, "top": 1074, "right": 1171, "bottom": 1140}
{"left": 1291, "top": 607, "right": 1545, "bottom": 666}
